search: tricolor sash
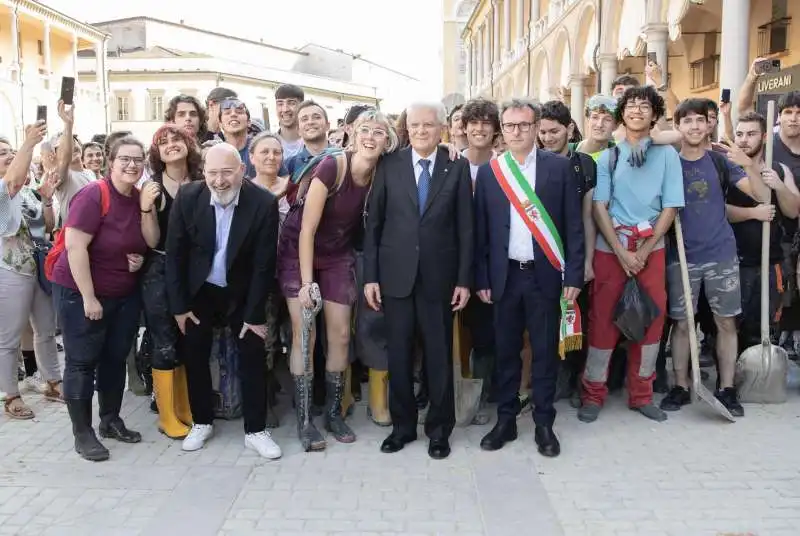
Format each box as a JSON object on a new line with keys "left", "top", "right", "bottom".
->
{"left": 491, "top": 151, "right": 582, "bottom": 358}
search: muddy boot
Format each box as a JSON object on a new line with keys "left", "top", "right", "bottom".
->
{"left": 66, "top": 399, "right": 109, "bottom": 462}
{"left": 367, "top": 369, "right": 391, "bottom": 426}
{"left": 126, "top": 344, "right": 147, "bottom": 396}
{"left": 325, "top": 371, "right": 356, "bottom": 443}
{"left": 293, "top": 374, "right": 325, "bottom": 451}
{"left": 341, "top": 366, "right": 355, "bottom": 418}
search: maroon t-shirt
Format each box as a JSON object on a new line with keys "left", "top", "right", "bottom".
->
{"left": 51, "top": 179, "right": 147, "bottom": 298}
{"left": 279, "top": 153, "right": 369, "bottom": 263}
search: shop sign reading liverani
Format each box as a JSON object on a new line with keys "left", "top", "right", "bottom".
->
{"left": 755, "top": 64, "right": 800, "bottom": 118}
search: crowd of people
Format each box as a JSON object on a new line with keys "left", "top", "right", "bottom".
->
{"left": 1, "top": 56, "right": 799, "bottom": 463}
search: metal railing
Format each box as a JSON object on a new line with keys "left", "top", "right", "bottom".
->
{"left": 757, "top": 18, "right": 791, "bottom": 56}
{"left": 690, "top": 55, "right": 720, "bottom": 89}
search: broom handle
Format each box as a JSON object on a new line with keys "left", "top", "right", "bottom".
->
{"left": 761, "top": 101, "right": 776, "bottom": 343}
{"left": 674, "top": 215, "right": 701, "bottom": 385}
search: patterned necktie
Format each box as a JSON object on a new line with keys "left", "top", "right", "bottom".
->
{"left": 417, "top": 159, "right": 431, "bottom": 215}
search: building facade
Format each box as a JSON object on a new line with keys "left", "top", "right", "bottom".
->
{"left": 447, "top": 0, "right": 800, "bottom": 125}
{"left": 0, "top": 0, "right": 109, "bottom": 145}
{"left": 81, "top": 17, "right": 418, "bottom": 143}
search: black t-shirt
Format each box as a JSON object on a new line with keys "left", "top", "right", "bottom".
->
{"left": 726, "top": 164, "right": 784, "bottom": 267}
{"left": 773, "top": 134, "right": 800, "bottom": 243}
{"left": 152, "top": 173, "right": 175, "bottom": 252}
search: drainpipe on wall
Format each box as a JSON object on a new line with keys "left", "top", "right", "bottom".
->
{"left": 102, "top": 36, "right": 111, "bottom": 134}
{"left": 14, "top": 6, "right": 24, "bottom": 146}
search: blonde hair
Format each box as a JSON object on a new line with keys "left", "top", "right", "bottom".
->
{"left": 351, "top": 109, "right": 399, "bottom": 153}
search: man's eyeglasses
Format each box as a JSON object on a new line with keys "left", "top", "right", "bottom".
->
{"left": 501, "top": 122, "right": 534, "bottom": 133}
{"left": 625, "top": 102, "right": 653, "bottom": 113}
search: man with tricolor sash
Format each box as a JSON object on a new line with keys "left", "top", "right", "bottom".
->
{"left": 474, "top": 99, "right": 584, "bottom": 457}
{"left": 580, "top": 86, "right": 685, "bottom": 424}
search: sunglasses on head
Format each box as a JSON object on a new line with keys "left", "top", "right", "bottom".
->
{"left": 220, "top": 99, "right": 246, "bottom": 111}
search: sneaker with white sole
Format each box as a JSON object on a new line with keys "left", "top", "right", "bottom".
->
{"left": 182, "top": 424, "right": 213, "bottom": 451}
{"left": 244, "top": 430, "right": 282, "bottom": 459}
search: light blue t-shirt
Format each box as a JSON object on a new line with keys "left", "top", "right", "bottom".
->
{"left": 593, "top": 142, "right": 685, "bottom": 227}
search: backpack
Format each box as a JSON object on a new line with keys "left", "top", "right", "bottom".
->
{"left": 290, "top": 148, "right": 348, "bottom": 207}
{"left": 44, "top": 180, "right": 111, "bottom": 281}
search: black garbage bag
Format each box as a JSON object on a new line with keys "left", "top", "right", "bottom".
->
{"left": 613, "top": 277, "right": 661, "bottom": 342}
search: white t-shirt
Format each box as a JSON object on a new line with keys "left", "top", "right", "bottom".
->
{"left": 279, "top": 133, "right": 304, "bottom": 162}
{"left": 53, "top": 169, "right": 95, "bottom": 227}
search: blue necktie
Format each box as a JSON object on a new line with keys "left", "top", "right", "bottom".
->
{"left": 418, "top": 159, "right": 431, "bottom": 215}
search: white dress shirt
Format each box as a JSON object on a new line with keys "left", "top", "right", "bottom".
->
{"left": 206, "top": 189, "right": 241, "bottom": 287}
{"left": 411, "top": 148, "right": 437, "bottom": 185}
{"left": 507, "top": 149, "right": 537, "bottom": 262}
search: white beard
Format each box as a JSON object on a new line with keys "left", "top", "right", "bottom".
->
{"left": 210, "top": 186, "right": 240, "bottom": 206}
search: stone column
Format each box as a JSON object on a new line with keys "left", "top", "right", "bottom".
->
{"left": 516, "top": 0, "right": 524, "bottom": 46}
{"left": 531, "top": 0, "right": 541, "bottom": 22}
{"left": 492, "top": 1, "right": 500, "bottom": 69}
{"left": 720, "top": 0, "right": 750, "bottom": 121}
{"left": 599, "top": 53, "right": 618, "bottom": 95}
{"left": 484, "top": 24, "right": 492, "bottom": 85}
{"left": 43, "top": 22, "right": 52, "bottom": 79}
{"left": 570, "top": 75, "right": 586, "bottom": 123}
{"left": 10, "top": 7, "right": 20, "bottom": 69}
{"left": 465, "top": 38, "right": 473, "bottom": 98}
{"left": 71, "top": 33, "right": 79, "bottom": 77}
{"left": 503, "top": 0, "right": 511, "bottom": 53}
{"left": 644, "top": 24, "right": 669, "bottom": 73}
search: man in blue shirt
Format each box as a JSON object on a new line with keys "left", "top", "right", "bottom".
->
{"left": 217, "top": 99, "right": 255, "bottom": 178}
{"left": 580, "top": 86, "right": 684, "bottom": 424}
{"left": 285, "top": 100, "right": 332, "bottom": 180}
{"left": 661, "top": 99, "right": 770, "bottom": 417}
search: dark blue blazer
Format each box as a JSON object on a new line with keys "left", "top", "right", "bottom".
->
{"left": 474, "top": 150, "right": 584, "bottom": 302}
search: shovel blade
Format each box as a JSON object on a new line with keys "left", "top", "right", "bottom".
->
{"left": 693, "top": 378, "right": 736, "bottom": 422}
{"left": 454, "top": 378, "right": 483, "bottom": 426}
{"left": 736, "top": 343, "right": 789, "bottom": 404}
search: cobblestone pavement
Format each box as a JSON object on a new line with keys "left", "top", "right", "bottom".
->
{"left": 1, "top": 376, "right": 799, "bottom": 536}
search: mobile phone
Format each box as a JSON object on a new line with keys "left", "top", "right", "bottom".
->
{"left": 720, "top": 89, "right": 731, "bottom": 104}
{"left": 646, "top": 51, "right": 658, "bottom": 65}
{"left": 755, "top": 59, "right": 781, "bottom": 75}
{"left": 60, "top": 76, "right": 75, "bottom": 105}
{"left": 36, "top": 105, "right": 47, "bottom": 123}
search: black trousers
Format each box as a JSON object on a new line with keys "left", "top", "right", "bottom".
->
{"left": 494, "top": 261, "right": 561, "bottom": 427}
{"left": 180, "top": 283, "right": 267, "bottom": 433}
{"left": 384, "top": 284, "right": 455, "bottom": 441}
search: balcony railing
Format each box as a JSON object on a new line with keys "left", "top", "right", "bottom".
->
{"left": 690, "top": 55, "right": 720, "bottom": 89}
{"left": 758, "top": 17, "right": 791, "bottom": 56}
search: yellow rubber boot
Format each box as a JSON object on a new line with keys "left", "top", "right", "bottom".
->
{"left": 152, "top": 370, "right": 191, "bottom": 439}
{"left": 172, "top": 366, "right": 193, "bottom": 426}
{"left": 367, "top": 369, "right": 391, "bottom": 426}
{"left": 341, "top": 366, "right": 355, "bottom": 418}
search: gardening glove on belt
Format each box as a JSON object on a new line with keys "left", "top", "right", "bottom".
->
{"left": 628, "top": 137, "right": 652, "bottom": 168}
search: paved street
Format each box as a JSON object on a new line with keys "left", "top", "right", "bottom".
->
{"left": 1, "top": 372, "right": 800, "bottom": 536}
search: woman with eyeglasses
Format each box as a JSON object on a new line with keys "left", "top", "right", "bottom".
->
{"left": 139, "top": 124, "right": 203, "bottom": 439}
{"left": 278, "top": 110, "right": 399, "bottom": 451}
{"left": 0, "top": 123, "right": 63, "bottom": 420}
{"left": 51, "top": 136, "right": 153, "bottom": 462}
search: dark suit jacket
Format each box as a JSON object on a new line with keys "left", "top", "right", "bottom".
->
{"left": 364, "top": 146, "right": 473, "bottom": 300}
{"left": 165, "top": 180, "right": 279, "bottom": 325}
{"left": 474, "top": 150, "right": 584, "bottom": 302}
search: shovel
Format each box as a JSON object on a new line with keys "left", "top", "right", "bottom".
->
{"left": 736, "top": 100, "right": 789, "bottom": 403}
{"left": 453, "top": 312, "right": 483, "bottom": 426}
{"left": 674, "top": 215, "right": 736, "bottom": 421}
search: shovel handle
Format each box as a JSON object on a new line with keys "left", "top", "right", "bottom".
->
{"left": 674, "top": 215, "right": 702, "bottom": 391}
{"left": 761, "top": 100, "right": 776, "bottom": 343}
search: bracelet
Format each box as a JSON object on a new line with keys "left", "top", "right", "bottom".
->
{"left": 141, "top": 208, "right": 153, "bottom": 213}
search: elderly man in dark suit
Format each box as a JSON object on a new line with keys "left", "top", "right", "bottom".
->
{"left": 474, "top": 99, "right": 584, "bottom": 457}
{"left": 364, "top": 101, "right": 473, "bottom": 460}
{"left": 166, "top": 143, "right": 280, "bottom": 458}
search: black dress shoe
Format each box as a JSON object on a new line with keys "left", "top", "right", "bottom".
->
{"left": 428, "top": 439, "right": 451, "bottom": 460}
{"left": 480, "top": 420, "right": 517, "bottom": 451}
{"left": 534, "top": 425, "right": 560, "bottom": 457}
{"left": 380, "top": 433, "right": 416, "bottom": 453}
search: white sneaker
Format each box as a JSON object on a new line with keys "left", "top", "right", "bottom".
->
{"left": 21, "top": 372, "right": 44, "bottom": 394}
{"left": 182, "top": 424, "right": 213, "bottom": 452}
{"left": 244, "top": 430, "right": 282, "bottom": 460}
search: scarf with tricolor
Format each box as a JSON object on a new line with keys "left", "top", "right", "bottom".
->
{"left": 490, "top": 151, "right": 582, "bottom": 358}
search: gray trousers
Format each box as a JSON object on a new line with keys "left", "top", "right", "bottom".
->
{"left": 0, "top": 268, "right": 61, "bottom": 396}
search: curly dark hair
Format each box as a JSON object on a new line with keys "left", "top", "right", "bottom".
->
{"left": 165, "top": 94, "right": 208, "bottom": 140}
{"left": 460, "top": 98, "right": 501, "bottom": 142}
{"left": 615, "top": 86, "right": 666, "bottom": 128}
{"left": 148, "top": 124, "right": 203, "bottom": 181}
